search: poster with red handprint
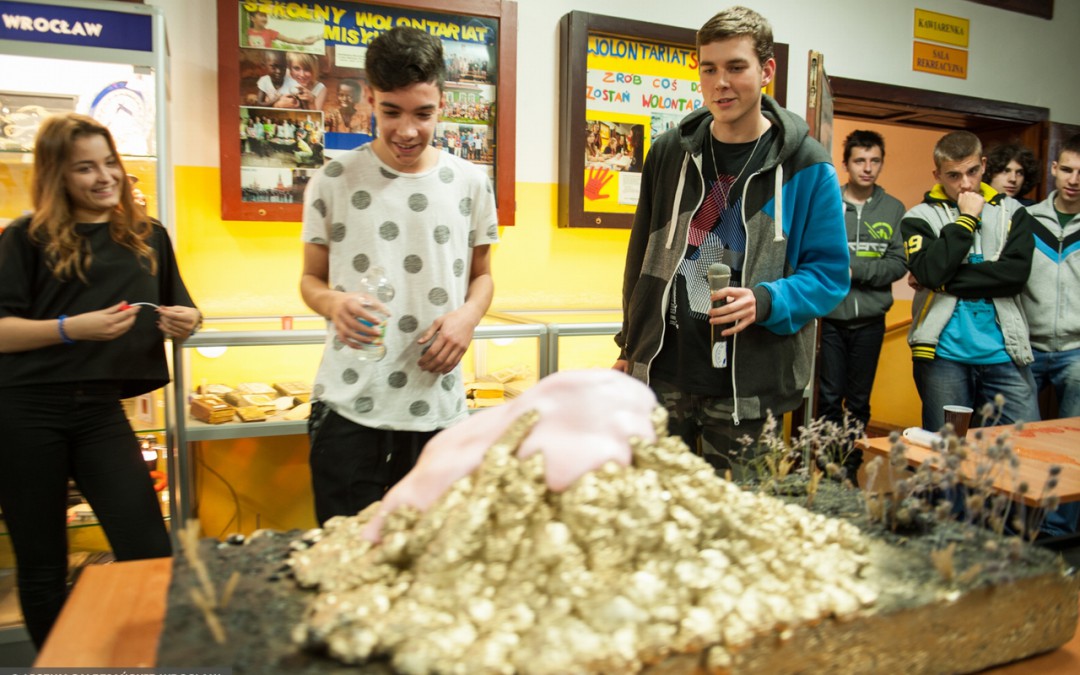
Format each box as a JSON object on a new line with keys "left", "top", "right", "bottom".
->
{"left": 560, "top": 12, "right": 786, "bottom": 227}
{"left": 580, "top": 33, "right": 703, "bottom": 217}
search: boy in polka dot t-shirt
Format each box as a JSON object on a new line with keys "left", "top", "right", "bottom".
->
{"left": 300, "top": 27, "right": 498, "bottom": 525}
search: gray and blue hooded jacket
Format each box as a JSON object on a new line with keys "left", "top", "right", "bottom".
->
{"left": 615, "top": 95, "right": 849, "bottom": 422}
{"left": 1021, "top": 193, "right": 1080, "bottom": 352}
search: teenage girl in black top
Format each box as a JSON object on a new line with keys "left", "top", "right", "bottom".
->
{"left": 0, "top": 113, "right": 200, "bottom": 648}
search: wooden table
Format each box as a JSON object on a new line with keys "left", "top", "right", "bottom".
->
{"left": 33, "top": 556, "right": 1080, "bottom": 672}
{"left": 857, "top": 417, "right": 1080, "bottom": 506}
{"left": 35, "top": 557, "right": 170, "bottom": 666}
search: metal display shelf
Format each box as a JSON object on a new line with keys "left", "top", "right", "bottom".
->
{"left": 183, "top": 418, "right": 308, "bottom": 442}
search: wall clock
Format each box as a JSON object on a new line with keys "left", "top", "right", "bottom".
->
{"left": 90, "top": 81, "right": 152, "bottom": 155}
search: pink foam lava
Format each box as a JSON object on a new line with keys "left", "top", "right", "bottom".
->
{"left": 360, "top": 370, "right": 658, "bottom": 542}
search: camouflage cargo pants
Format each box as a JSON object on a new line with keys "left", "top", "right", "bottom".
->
{"left": 651, "top": 379, "right": 766, "bottom": 481}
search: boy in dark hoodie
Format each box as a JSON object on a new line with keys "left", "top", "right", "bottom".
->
{"left": 820, "top": 130, "right": 907, "bottom": 476}
{"left": 902, "top": 130, "right": 1038, "bottom": 434}
{"left": 613, "top": 6, "right": 849, "bottom": 477}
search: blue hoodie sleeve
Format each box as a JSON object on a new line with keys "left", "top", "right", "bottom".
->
{"left": 757, "top": 162, "right": 851, "bottom": 335}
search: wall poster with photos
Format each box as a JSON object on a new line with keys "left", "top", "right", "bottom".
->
{"left": 217, "top": 0, "right": 517, "bottom": 224}
{"left": 558, "top": 12, "right": 787, "bottom": 228}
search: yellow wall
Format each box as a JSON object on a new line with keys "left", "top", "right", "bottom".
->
{"left": 173, "top": 166, "right": 312, "bottom": 317}
{"left": 173, "top": 166, "right": 630, "bottom": 315}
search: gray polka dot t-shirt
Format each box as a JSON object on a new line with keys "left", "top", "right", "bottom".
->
{"left": 301, "top": 145, "right": 499, "bottom": 431}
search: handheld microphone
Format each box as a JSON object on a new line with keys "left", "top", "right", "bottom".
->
{"left": 708, "top": 263, "right": 732, "bottom": 368}
{"left": 708, "top": 263, "right": 731, "bottom": 308}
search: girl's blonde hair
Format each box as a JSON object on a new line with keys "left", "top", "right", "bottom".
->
{"left": 30, "top": 113, "right": 154, "bottom": 282}
{"left": 286, "top": 52, "right": 321, "bottom": 80}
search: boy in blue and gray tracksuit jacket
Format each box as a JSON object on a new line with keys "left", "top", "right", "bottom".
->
{"left": 1021, "top": 190, "right": 1080, "bottom": 416}
{"left": 615, "top": 95, "right": 849, "bottom": 449}
{"left": 1022, "top": 191, "right": 1080, "bottom": 535}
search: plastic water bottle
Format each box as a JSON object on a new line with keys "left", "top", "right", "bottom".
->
{"left": 356, "top": 266, "right": 394, "bottom": 362}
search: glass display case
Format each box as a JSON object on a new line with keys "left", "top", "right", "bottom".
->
{"left": 0, "top": 0, "right": 171, "bottom": 231}
{"left": 168, "top": 314, "right": 548, "bottom": 533}
{"left": 488, "top": 308, "right": 622, "bottom": 372}
{"left": 489, "top": 309, "right": 816, "bottom": 427}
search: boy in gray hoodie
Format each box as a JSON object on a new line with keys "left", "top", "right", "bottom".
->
{"left": 820, "top": 130, "right": 906, "bottom": 475}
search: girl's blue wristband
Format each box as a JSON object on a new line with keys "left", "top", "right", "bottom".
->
{"left": 58, "top": 315, "right": 75, "bottom": 345}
